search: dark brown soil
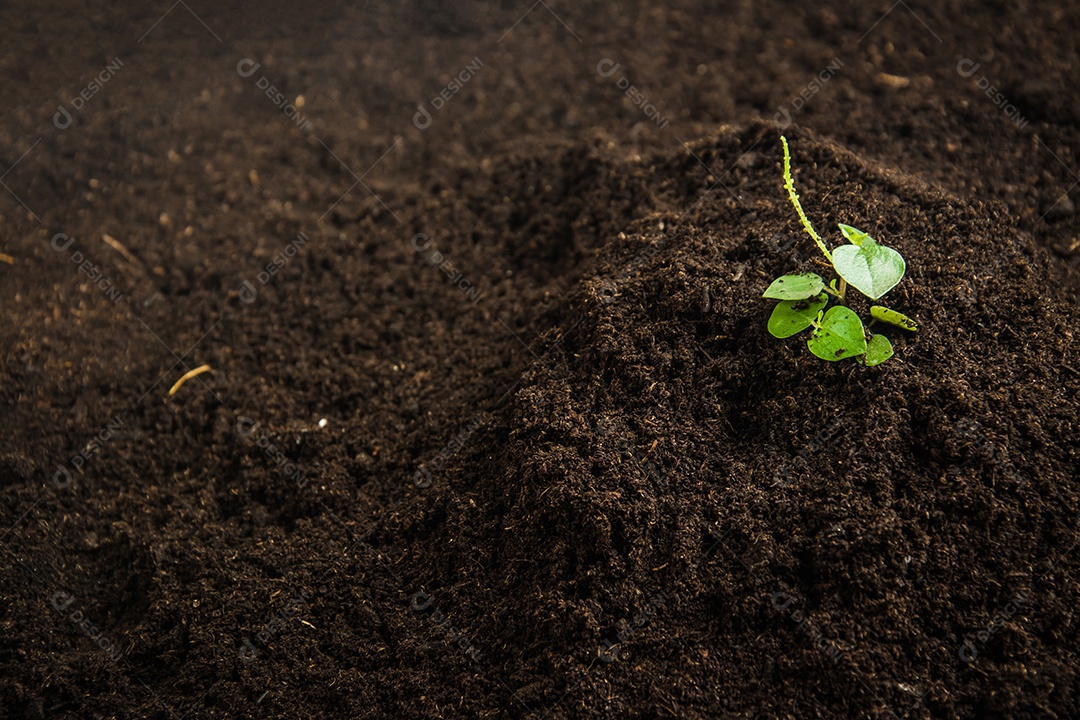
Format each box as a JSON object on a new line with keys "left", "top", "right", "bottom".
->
{"left": 2, "top": 2, "right": 1078, "bottom": 718}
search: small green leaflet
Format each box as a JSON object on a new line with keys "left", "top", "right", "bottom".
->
{"left": 762, "top": 273, "right": 824, "bottom": 300}
{"left": 807, "top": 306, "right": 867, "bottom": 361}
{"left": 837, "top": 223, "right": 871, "bottom": 247}
{"left": 870, "top": 305, "right": 918, "bottom": 332}
{"left": 767, "top": 292, "right": 828, "bottom": 338}
{"left": 861, "top": 334, "right": 894, "bottom": 366}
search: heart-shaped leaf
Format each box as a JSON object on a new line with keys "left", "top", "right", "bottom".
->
{"left": 763, "top": 273, "right": 824, "bottom": 300}
{"left": 767, "top": 292, "right": 828, "bottom": 338}
{"left": 870, "top": 305, "right": 918, "bottom": 332}
{"left": 861, "top": 334, "right": 894, "bottom": 366}
{"left": 807, "top": 306, "right": 867, "bottom": 361}
{"left": 832, "top": 240, "right": 906, "bottom": 300}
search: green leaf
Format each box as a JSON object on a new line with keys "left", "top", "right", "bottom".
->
{"left": 870, "top": 305, "right": 918, "bottom": 332}
{"left": 763, "top": 273, "right": 825, "bottom": 300}
{"left": 837, "top": 223, "right": 872, "bottom": 247}
{"left": 862, "top": 334, "right": 894, "bottom": 366}
{"left": 767, "top": 292, "right": 829, "bottom": 338}
{"left": 832, "top": 240, "right": 906, "bottom": 300}
{"left": 807, "top": 306, "right": 867, "bottom": 361}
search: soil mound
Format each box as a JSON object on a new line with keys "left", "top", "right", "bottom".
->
{"left": 373, "top": 124, "right": 1078, "bottom": 718}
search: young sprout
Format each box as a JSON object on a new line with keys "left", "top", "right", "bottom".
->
{"left": 763, "top": 137, "right": 918, "bottom": 365}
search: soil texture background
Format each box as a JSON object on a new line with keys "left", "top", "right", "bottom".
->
{"left": 1, "top": 1, "right": 1079, "bottom": 718}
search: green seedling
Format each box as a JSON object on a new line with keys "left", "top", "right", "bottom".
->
{"left": 764, "top": 137, "right": 918, "bottom": 365}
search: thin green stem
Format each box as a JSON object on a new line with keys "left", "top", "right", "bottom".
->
{"left": 781, "top": 136, "right": 833, "bottom": 265}
{"left": 821, "top": 284, "right": 843, "bottom": 300}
